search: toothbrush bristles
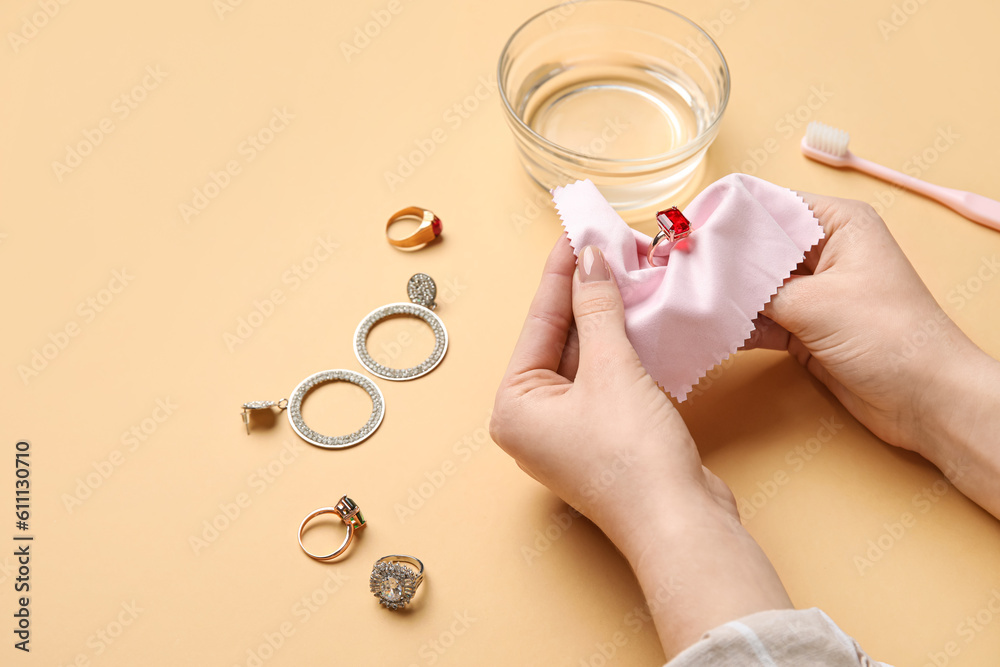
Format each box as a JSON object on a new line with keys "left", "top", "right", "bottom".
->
{"left": 805, "top": 121, "right": 850, "bottom": 157}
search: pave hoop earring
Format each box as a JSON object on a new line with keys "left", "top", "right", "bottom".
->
{"left": 354, "top": 274, "right": 448, "bottom": 381}
{"left": 242, "top": 369, "right": 385, "bottom": 449}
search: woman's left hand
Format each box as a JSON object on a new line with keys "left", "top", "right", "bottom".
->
{"left": 490, "top": 235, "right": 792, "bottom": 659}
{"left": 490, "top": 237, "right": 732, "bottom": 546}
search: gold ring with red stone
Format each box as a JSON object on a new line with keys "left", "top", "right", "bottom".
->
{"left": 386, "top": 207, "right": 443, "bottom": 250}
{"left": 646, "top": 207, "right": 692, "bottom": 267}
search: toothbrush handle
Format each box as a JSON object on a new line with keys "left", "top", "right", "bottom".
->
{"left": 851, "top": 156, "right": 1000, "bottom": 232}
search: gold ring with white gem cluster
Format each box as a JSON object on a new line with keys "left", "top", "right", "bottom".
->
{"left": 354, "top": 274, "right": 448, "bottom": 381}
{"left": 370, "top": 555, "right": 424, "bottom": 610}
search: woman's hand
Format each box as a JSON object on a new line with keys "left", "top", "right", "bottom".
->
{"left": 751, "top": 194, "right": 1000, "bottom": 517}
{"left": 490, "top": 237, "right": 730, "bottom": 539}
{"left": 491, "top": 236, "right": 792, "bottom": 658}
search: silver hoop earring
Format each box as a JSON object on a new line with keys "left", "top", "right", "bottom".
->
{"left": 242, "top": 369, "right": 385, "bottom": 449}
{"left": 354, "top": 274, "right": 448, "bottom": 381}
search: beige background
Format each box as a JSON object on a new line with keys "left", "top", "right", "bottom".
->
{"left": 3, "top": 0, "right": 1000, "bottom": 665}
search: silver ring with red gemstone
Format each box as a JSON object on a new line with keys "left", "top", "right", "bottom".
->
{"left": 647, "top": 207, "right": 692, "bottom": 267}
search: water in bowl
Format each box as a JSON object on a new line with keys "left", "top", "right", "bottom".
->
{"left": 521, "top": 58, "right": 711, "bottom": 161}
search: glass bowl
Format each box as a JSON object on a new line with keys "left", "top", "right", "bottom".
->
{"left": 498, "top": 0, "right": 731, "bottom": 217}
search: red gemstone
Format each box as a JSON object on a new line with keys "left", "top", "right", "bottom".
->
{"left": 431, "top": 216, "right": 443, "bottom": 236}
{"left": 656, "top": 207, "right": 691, "bottom": 241}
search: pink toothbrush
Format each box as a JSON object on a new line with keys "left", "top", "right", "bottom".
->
{"left": 801, "top": 121, "right": 1000, "bottom": 233}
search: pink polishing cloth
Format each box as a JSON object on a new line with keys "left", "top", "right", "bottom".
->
{"left": 552, "top": 173, "right": 824, "bottom": 402}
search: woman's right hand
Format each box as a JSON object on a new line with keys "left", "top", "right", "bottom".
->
{"left": 748, "top": 193, "right": 1000, "bottom": 517}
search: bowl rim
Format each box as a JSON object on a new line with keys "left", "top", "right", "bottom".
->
{"left": 497, "top": 0, "right": 732, "bottom": 165}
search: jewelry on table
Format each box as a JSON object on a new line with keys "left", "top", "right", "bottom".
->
{"left": 370, "top": 555, "right": 424, "bottom": 610}
{"left": 386, "top": 207, "right": 443, "bottom": 250}
{"left": 242, "top": 369, "right": 385, "bottom": 449}
{"left": 354, "top": 273, "right": 448, "bottom": 381}
{"left": 241, "top": 399, "right": 287, "bottom": 434}
{"left": 298, "top": 496, "right": 366, "bottom": 561}
{"left": 646, "top": 207, "right": 693, "bottom": 267}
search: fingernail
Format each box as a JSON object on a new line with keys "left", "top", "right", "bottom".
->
{"left": 579, "top": 246, "right": 611, "bottom": 282}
